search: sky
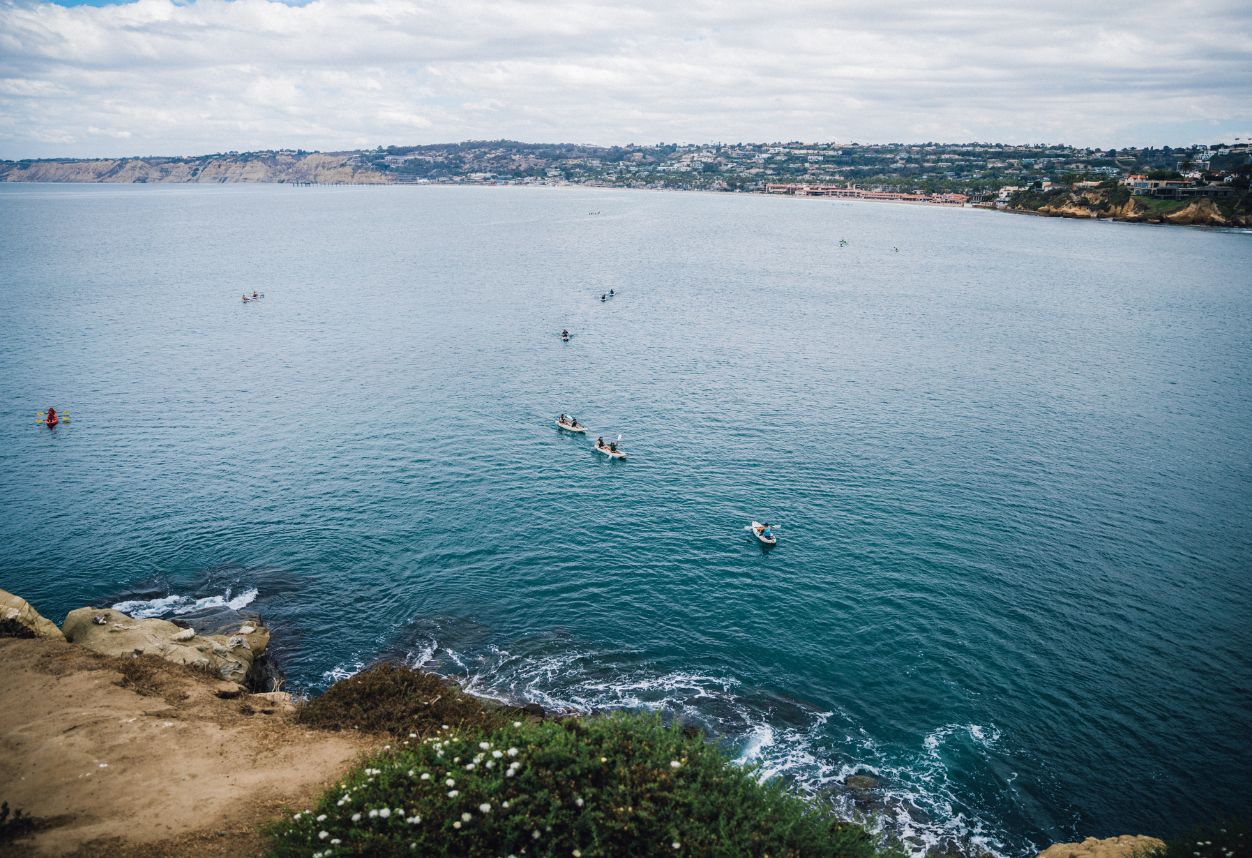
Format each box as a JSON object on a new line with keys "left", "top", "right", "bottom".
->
{"left": 1, "top": 0, "right": 1251, "bottom": 159}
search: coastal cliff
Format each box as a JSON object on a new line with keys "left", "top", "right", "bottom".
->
{"left": 0, "top": 151, "right": 387, "bottom": 184}
{"left": 0, "top": 590, "right": 1202, "bottom": 857}
{"left": 1005, "top": 186, "right": 1251, "bottom": 227}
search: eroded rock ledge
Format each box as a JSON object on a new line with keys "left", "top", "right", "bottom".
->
{"left": 1037, "top": 834, "right": 1166, "bottom": 858}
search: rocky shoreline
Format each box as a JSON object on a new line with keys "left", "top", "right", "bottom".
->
{"left": 1003, "top": 188, "right": 1251, "bottom": 228}
{"left": 0, "top": 588, "right": 1172, "bottom": 857}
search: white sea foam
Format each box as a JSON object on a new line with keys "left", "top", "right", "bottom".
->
{"left": 112, "top": 586, "right": 258, "bottom": 619}
{"left": 322, "top": 660, "right": 366, "bottom": 684}
{"left": 422, "top": 641, "right": 1018, "bottom": 858}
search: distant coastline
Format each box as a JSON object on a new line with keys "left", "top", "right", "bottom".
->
{"left": 2, "top": 142, "right": 1249, "bottom": 228}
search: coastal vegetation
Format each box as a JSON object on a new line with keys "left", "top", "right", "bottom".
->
{"left": 1162, "top": 819, "right": 1248, "bottom": 858}
{"left": 1004, "top": 184, "right": 1252, "bottom": 226}
{"left": 0, "top": 801, "right": 39, "bottom": 845}
{"left": 297, "top": 662, "right": 528, "bottom": 736}
{"left": 274, "top": 704, "right": 885, "bottom": 858}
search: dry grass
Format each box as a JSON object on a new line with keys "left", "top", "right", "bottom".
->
{"left": 297, "top": 662, "right": 534, "bottom": 738}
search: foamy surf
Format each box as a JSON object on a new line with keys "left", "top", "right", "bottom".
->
{"left": 112, "top": 586, "right": 259, "bottom": 619}
{"left": 408, "top": 638, "right": 1018, "bottom": 858}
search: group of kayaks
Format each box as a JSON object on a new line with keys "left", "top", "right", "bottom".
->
{"left": 241, "top": 291, "right": 265, "bottom": 303}
{"left": 555, "top": 416, "right": 626, "bottom": 459}
{"left": 554, "top": 288, "right": 776, "bottom": 546}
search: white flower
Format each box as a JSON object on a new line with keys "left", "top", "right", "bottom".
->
{"left": 486, "top": 761, "right": 495, "bottom": 769}
{"left": 368, "top": 809, "right": 378, "bottom": 818}
{"left": 407, "top": 816, "right": 421, "bottom": 825}
{"left": 465, "top": 763, "right": 476, "bottom": 771}
{"left": 316, "top": 814, "right": 327, "bottom": 822}
{"left": 407, "top": 770, "right": 415, "bottom": 777}
{"left": 492, "top": 750, "right": 503, "bottom": 758}
{"left": 384, "top": 744, "right": 390, "bottom": 750}
{"left": 600, "top": 757, "right": 607, "bottom": 763}
{"left": 447, "top": 790, "right": 460, "bottom": 797}
{"left": 575, "top": 798, "right": 584, "bottom": 807}
{"left": 461, "top": 812, "right": 472, "bottom": 822}
{"left": 513, "top": 721, "right": 522, "bottom": 727}
{"left": 379, "top": 808, "right": 391, "bottom": 819}
{"left": 331, "top": 839, "right": 341, "bottom": 845}
{"left": 442, "top": 724, "right": 450, "bottom": 730}
{"left": 446, "top": 778, "right": 456, "bottom": 787}
{"left": 409, "top": 733, "right": 417, "bottom": 738}
{"left": 420, "top": 773, "right": 431, "bottom": 780}
{"left": 479, "top": 742, "right": 491, "bottom": 750}
{"left": 293, "top": 813, "right": 302, "bottom": 821}
{"left": 318, "top": 831, "right": 328, "bottom": 840}
{"left": 501, "top": 801, "right": 510, "bottom": 809}
{"left": 533, "top": 829, "right": 541, "bottom": 840}
{"left": 453, "top": 821, "right": 462, "bottom": 829}
{"left": 479, "top": 803, "right": 491, "bottom": 814}
{"left": 574, "top": 851, "right": 582, "bottom": 857}
{"left": 672, "top": 841, "right": 681, "bottom": 849}
{"left": 507, "top": 747, "right": 519, "bottom": 756}
{"left": 351, "top": 813, "right": 361, "bottom": 822}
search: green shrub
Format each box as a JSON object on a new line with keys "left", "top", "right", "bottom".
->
{"left": 1162, "top": 818, "right": 1248, "bottom": 858}
{"left": 267, "top": 713, "right": 881, "bottom": 858}
{"left": 296, "top": 662, "right": 526, "bottom": 737}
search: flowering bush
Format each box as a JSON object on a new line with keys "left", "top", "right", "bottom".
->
{"left": 1163, "top": 819, "right": 1249, "bottom": 858}
{"left": 268, "top": 713, "right": 881, "bottom": 857}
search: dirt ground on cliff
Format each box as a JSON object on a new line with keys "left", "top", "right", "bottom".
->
{"left": 0, "top": 638, "right": 378, "bottom": 857}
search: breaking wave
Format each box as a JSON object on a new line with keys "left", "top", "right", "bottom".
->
{"left": 334, "top": 625, "right": 1023, "bottom": 858}
{"left": 111, "top": 586, "right": 259, "bottom": 619}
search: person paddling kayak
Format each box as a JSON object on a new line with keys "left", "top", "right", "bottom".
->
{"left": 45, "top": 407, "right": 58, "bottom": 427}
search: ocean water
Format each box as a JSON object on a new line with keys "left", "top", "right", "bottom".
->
{"left": 1, "top": 183, "right": 1250, "bottom": 856}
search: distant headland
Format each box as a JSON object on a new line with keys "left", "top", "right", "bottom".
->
{"left": 2, "top": 139, "right": 1249, "bottom": 226}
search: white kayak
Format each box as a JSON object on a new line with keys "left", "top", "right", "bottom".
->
{"left": 556, "top": 419, "right": 586, "bottom": 433}
{"left": 594, "top": 442, "right": 626, "bottom": 459}
{"left": 751, "top": 521, "right": 777, "bottom": 545}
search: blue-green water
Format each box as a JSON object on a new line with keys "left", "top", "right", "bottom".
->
{"left": 1, "top": 183, "right": 1250, "bottom": 856}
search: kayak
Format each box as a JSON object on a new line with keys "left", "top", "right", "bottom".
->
{"left": 45, "top": 415, "right": 59, "bottom": 428}
{"left": 38, "top": 411, "right": 66, "bottom": 427}
{"left": 750, "top": 521, "right": 777, "bottom": 545}
{"left": 594, "top": 443, "right": 626, "bottom": 459}
{"left": 555, "top": 419, "right": 586, "bottom": 433}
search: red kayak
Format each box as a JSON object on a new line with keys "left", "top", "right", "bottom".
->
{"left": 46, "top": 415, "right": 58, "bottom": 427}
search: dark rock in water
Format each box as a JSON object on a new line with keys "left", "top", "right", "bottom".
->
{"left": 521, "top": 702, "right": 546, "bottom": 717}
{"left": 844, "top": 774, "right": 880, "bottom": 791}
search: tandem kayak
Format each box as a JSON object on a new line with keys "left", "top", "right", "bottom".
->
{"left": 750, "top": 521, "right": 777, "bottom": 545}
{"left": 594, "top": 443, "right": 626, "bottom": 459}
{"left": 556, "top": 419, "right": 586, "bottom": 433}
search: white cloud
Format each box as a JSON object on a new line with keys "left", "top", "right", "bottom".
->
{"left": 0, "top": 0, "right": 1250, "bottom": 158}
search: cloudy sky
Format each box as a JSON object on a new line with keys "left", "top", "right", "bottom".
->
{"left": 1, "top": 0, "right": 1250, "bottom": 159}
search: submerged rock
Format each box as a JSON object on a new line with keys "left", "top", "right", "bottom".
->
{"left": 843, "top": 773, "right": 880, "bottom": 792}
{"left": 0, "top": 589, "right": 65, "bottom": 641}
{"left": 1037, "top": 835, "right": 1165, "bottom": 858}
{"left": 62, "top": 608, "right": 270, "bottom": 687}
